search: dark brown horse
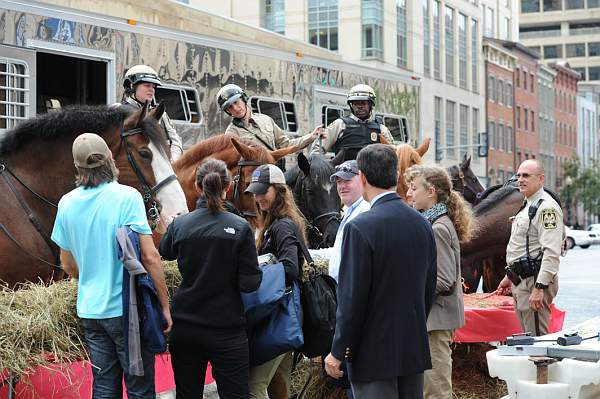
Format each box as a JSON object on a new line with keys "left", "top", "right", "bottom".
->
{"left": 0, "top": 105, "right": 188, "bottom": 287}
{"left": 447, "top": 154, "right": 486, "bottom": 206}
{"left": 173, "top": 134, "right": 296, "bottom": 229}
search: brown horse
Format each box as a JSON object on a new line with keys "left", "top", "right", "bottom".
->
{"left": 447, "top": 154, "right": 486, "bottom": 206}
{"left": 395, "top": 138, "right": 431, "bottom": 202}
{"left": 173, "top": 134, "right": 296, "bottom": 229}
{"left": 0, "top": 105, "right": 188, "bottom": 287}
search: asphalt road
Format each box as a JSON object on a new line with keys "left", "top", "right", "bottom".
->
{"left": 553, "top": 244, "right": 600, "bottom": 329}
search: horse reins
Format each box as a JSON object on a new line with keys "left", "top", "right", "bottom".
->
{"left": 0, "top": 160, "right": 62, "bottom": 270}
{"left": 121, "top": 127, "right": 178, "bottom": 229}
{"left": 452, "top": 169, "right": 482, "bottom": 204}
{"left": 231, "top": 159, "right": 262, "bottom": 219}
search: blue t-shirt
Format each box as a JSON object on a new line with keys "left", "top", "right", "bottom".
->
{"left": 51, "top": 181, "right": 151, "bottom": 319}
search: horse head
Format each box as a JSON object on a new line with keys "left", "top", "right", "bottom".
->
{"left": 395, "top": 139, "right": 430, "bottom": 202}
{"left": 448, "top": 153, "right": 485, "bottom": 206}
{"left": 286, "top": 153, "right": 341, "bottom": 248}
{"left": 119, "top": 103, "right": 188, "bottom": 234}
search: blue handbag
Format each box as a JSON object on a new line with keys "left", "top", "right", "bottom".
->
{"left": 241, "top": 259, "right": 286, "bottom": 325}
{"left": 248, "top": 281, "right": 304, "bottom": 366}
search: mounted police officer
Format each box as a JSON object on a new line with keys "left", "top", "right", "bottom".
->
{"left": 119, "top": 65, "right": 183, "bottom": 161}
{"left": 217, "top": 84, "right": 324, "bottom": 169}
{"left": 496, "top": 159, "right": 564, "bottom": 336}
{"left": 312, "top": 84, "right": 394, "bottom": 160}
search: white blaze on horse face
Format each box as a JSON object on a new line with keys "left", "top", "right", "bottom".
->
{"left": 148, "top": 141, "right": 189, "bottom": 227}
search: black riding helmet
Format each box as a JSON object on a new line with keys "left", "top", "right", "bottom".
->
{"left": 217, "top": 84, "right": 248, "bottom": 113}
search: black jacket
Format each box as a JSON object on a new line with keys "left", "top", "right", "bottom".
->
{"left": 159, "top": 200, "right": 261, "bottom": 328}
{"left": 332, "top": 193, "right": 437, "bottom": 382}
{"left": 258, "top": 218, "right": 304, "bottom": 286}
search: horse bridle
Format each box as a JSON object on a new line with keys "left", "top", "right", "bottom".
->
{"left": 231, "top": 159, "right": 262, "bottom": 219}
{"left": 121, "top": 127, "right": 178, "bottom": 229}
{"left": 451, "top": 168, "right": 482, "bottom": 204}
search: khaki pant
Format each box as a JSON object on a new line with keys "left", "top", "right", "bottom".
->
{"left": 512, "top": 276, "right": 558, "bottom": 336}
{"left": 248, "top": 351, "right": 293, "bottom": 399}
{"left": 424, "top": 329, "right": 454, "bottom": 399}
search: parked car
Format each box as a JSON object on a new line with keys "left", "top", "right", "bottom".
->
{"left": 565, "top": 226, "right": 597, "bottom": 249}
{"left": 588, "top": 224, "right": 600, "bottom": 232}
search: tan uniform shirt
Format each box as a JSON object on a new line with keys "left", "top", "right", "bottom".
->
{"left": 122, "top": 97, "right": 183, "bottom": 161}
{"left": 225, "top": 110, "right": 315, "bottom": 151}
{"left": 506, "top": 187, "right": 564, "bottom": 286}
{"left": 311, "top": 113, "right": 394, "bottom": 154}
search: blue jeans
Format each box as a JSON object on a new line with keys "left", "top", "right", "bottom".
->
{"left": 81, "top": 317, "right": 155, "bottom": 399}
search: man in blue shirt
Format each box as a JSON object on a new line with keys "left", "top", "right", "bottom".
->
{"left": 51, "top": 133, "right": 172, "bottom": 399}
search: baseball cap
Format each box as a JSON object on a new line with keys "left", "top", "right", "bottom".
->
{"left": 72, "top": 133, "right": 112, "bottom": 169}
{"left": 330, "top": 160, "right": 359, "bottom": 182}
{"left": 245, "top": 164, "right": 286, "bottom": 195}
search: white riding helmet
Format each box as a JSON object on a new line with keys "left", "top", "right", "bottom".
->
{"left": 347, "top": 84, "right": 376, "bottom": 105}
{"left": 123, "top": 64, "right": 162, "bottom": 90}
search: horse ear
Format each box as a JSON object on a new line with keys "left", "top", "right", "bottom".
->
{"left": 461, "top": 153, "right": 471, "bottom": 169}
{"left": 150, "top": 102, "right": 165, "bottom": 121}
{"left": 378, "top": 134, "right": 390, "bottom": 145}
{"left": 416, "top": 138, "right": 431, "bottom": 157}
{"left": 330, "top": 149, "right": 346, "bottom": 167}
{"left": 297, "top": 152, "right": 311, "bottom": 176}
{"left": 136, "top": 101, "right": 149, "bottom": 127}
{"left": 270, "top": 145, "right": 296, "bottom": 162}
{"left": 231, "top": 136, "right": 256, "bottom": 160}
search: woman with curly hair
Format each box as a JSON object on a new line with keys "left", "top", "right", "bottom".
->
{"left": 405, "top": 164, "right": 476, "bottom": 399}
{"left": 245, "top": 163, "right": 307, "bottom": 399}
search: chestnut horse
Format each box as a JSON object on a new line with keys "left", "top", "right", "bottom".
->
{"left": 173, "top": 134, "right": 296, "bottom": 229}
{"left": 395, "top": 138, "right": 431, "bottom": 202}
{"left": 0, "top": 105, "right": 188, "bottom": 287}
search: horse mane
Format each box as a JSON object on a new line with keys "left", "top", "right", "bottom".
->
{"left": 474, "top": 185, "right": 520, "bottom": 216}
{"left": 396, "top": 144, "right": 422, "bottom": 201}
{"left": 289, "top": 153, "right": 334, "bottom": 187}
{"left": 0, "top": 105, "right": 169, "bottom": 156}
{"left": 175, "top": 134, "right": 269, "bottom": 168}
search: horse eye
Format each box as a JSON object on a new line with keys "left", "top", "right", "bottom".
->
{"left": 138, "top": 149, "right": 153, "bottom": 161}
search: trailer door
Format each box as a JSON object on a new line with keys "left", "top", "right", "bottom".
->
{"left": 0, "top": 45, "right": 36, "bottom": 132}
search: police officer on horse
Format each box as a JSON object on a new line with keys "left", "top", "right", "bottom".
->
{"left": 312, "top": 84, "right": 394, "bottom": 160}
{"left": 119, "top": 64, "right": 183, "bottom": 161}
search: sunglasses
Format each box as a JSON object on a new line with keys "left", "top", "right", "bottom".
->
{"left": 515, "top": 173, "right": 541, "bottom": 178}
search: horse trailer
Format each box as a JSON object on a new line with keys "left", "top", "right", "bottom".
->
{"left": 0, "top": 0, "right": 420, "bottom": 148}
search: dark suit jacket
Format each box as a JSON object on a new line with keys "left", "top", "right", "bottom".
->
{"left": 331, "top": 192, "right": 437, "bottom": 382}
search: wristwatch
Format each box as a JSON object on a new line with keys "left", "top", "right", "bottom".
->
{"left": 534, "top": 282, "right": 548, "bottom": 290}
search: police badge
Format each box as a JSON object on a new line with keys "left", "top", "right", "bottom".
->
{"left": 370, "top": 132, "right": 378, "bottom": 142}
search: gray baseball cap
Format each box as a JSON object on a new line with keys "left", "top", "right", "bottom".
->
{"left": 245, "top": 164, "right": 286, "bottom": 195}
{"left": 72, "top": 133, "right": 111, "bottom": 169}
{"left": 330, "top": 160, "right": 359, "bottom": 182}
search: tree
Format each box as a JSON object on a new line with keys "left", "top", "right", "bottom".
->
{"left": 560, "top": 157, "right": 600, "bottom": 223}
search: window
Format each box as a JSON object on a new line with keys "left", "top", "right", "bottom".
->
{"left": 488, "top": 76, "right": 496, "bottom": 101}
{"left": 523, "top": 70, "right": 527, "bottom": 89}
{"left": 322, "top": 105, "right": 349, "bottom": 126}
{"left": 521, "top": 0, "right": 541, "bottom": 12}
{"left": 0, "top": 59, "right": 30, "bottom": 130}
{"left": 376, "top": 113, "right": 410, "bottom": 142}
{"left": 516, "top": 106, "right": 521, "bottom": 128}
{"left": 362, "top": 0, "right": 384, "bottom": 59}
{"left": 485, "top": 7, "right": 494, "bottom": 37}
{"left": 498, "top": 79, "right": 504, "bottom": 104}
{"left": 308, "top": 0, "right": 339, "bottom": 51}
{"left": 530, "top": 73, "right": 534, "bottom": 93}
{"left": 531, "top": 110, "right": 535, "bottom": 131}
{"left": 516, "top": 68, "right": 520, "bottom": 86}
{"left": 471, "top": 19, "right": 479, "bottom": 92}
{"left": 503, "top": 17, "right": 511, "bottom": 40}
{"left": 155, "top": 85, "right": 202, "bottom": 123}
{"left": 249, "top": 97, "right": 298, "bottom": 132}
{"left": 566, "top": 43, "right": 585, "bottom": 57}
{"left": 498, "top": 169, "right": 505, "bottom": 184}
{"left": 423, "top": 0, "right": 431, "bottom": 76}
{"left": 544, "top": 45, "right": 562, "bottom": 58}
{"left": 590, "top": 0, "right": 600, "bottom": 7}
{"left": 488, "top": 120, "right": 495, "bottom": 149}
{"left": 435, "top": 97, "right": 442, "bottom": 161}
{"left": 543, "top": 0, "right": 562, "bottom": 11}
{"left": 460, "top": 104, "right": 469, "bottom": 158}
{"left": 262, "top": 0, "right": 285, "bottom": 34}
{"left": 446, "top": 100, "right": 455, "bottom": 157}
{"left": 433, "top": 1, "right": 441, "bottom": 80}
{"left": 589, "top": 66, "right": 600, "bottom": 80}
{"left": 458, "top": 13, "right": 468, "bottom": 89}
{"left": 589, "top": 42, "right": 600, "bottom": 56}
{"left": 445, "top": 6, "right": 455, "bottom": 84}
{"left": 506, "top": 83, "right": 513, "bottom": 106}
{"left": 397, "top": 0, "right": 408, "bottom": 67}
{"left": 566, "top": 0, "right": 584, "bottom": 8}
{"left": 498, "top": 123, "right": 504, "bottom": 150}
{"left": 471, "top": 108, "right": 479, "bottom": 158}
{"left": 507, "top": 126, "right": 513, "bottom": 152}
{"left": 524, "top": 107, "right": 528, "bottom": 131}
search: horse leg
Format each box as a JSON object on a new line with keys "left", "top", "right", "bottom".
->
{"left": 483, "top": 256, "right": 506, "bottom": 293}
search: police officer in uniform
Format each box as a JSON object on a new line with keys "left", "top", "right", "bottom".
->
{"left": 312, "top": 84, "right": 394, "bottom": 159}
{"left": 496, "top": 159, "right": 563, "bottom": 336}
{"left": 120, "top": 65, "right": 183, "bottom": 161}
{"left": 217, "top": 84, "right": 323, "bottom": 159}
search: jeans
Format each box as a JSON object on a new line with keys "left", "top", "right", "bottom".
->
{"left": 81, "top": 317, "right": 155, "bottom": 399}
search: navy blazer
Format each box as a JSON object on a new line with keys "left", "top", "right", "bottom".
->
{"left": 331, "top": 192, "right": 437, "bottom": 382}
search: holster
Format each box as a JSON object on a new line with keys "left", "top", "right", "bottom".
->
{"left": 505, "top": 265, "right": 522, "bottom": 286}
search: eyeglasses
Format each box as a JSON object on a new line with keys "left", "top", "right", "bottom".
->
{"left": 335, "top": 165, "right": 358, "bottom": 175}
{"left": 515, "top": 173, "right": 541, "bottom": 179}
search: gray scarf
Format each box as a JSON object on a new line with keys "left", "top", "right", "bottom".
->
{"left": 422, "top": 203, "right": 448, "bottom": 224}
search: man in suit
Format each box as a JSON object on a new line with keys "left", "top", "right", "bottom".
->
{"left": 324, "top": 144, "right": 437, "bottom": 399}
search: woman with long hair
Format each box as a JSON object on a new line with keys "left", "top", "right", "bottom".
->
{"left": 159, "top": 158, "right": 261, "bottom": 399}
{"left": 405, "top": 164, "right": 475, "bottom": 399}
{"left": 245, "top": 163, "right": 307, "bottom": 399}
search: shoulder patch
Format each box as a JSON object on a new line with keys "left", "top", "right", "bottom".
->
{"left": 541, "top": 209, "right": 557, "bottom": 230}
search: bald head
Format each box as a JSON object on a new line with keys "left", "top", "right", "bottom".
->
{"left": 517, "top": 159, "right": 545, "bottom": 198}
{"left": 519, "top": 159, "right": 544, "bottom": 175}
